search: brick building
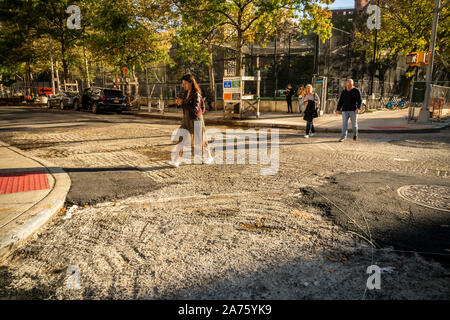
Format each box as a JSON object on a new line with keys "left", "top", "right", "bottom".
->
{"left": 330, "top": 0, "right": 369, "bottom": 19}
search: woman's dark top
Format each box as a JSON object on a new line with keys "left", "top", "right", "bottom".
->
{"left": 303, "top": 100, "right": 318, "bottom": 122}
{"left": 180, "top": 89, "right": 204, "bottom": 134}
{"left": 182, "top": 89, "right": 200, "bottom": 120}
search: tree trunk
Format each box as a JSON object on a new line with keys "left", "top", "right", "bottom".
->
{"left": 236, "top": 29, "right": 243, "bottom": 76}
{"left": 208, "top": 47, "right": 216, "bottom": 110}
{"left": 83, "top": 42, "right": 90, "bottom": 88}
{"left": 26, "top": 61, "right": 33, "bottom": 97}
{"left": 61, "top": 31, "right": 69, "bottom": 82}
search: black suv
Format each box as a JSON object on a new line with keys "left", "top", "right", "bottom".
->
{"left": 80, "top": 87, "right": 127, "bottom": 113}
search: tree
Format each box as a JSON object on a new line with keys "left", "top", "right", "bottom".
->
{"left": 354, "top": 0, "right": 450, "bottom": 88}
{"left": 0, "top": 0, "right": 43, "bottom": 91}
{"left": 175, "top": 0, "right": 334, "bottom": 76}
{"left": 88, "top": 0, "right": 172, "bottom": 80}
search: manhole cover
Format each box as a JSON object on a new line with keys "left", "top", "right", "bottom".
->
{"left": 397, "top": 185, "right": 450, "bottom": 213}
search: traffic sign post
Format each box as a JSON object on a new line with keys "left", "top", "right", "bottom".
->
{"left": 223, "top": 76, "right": 260, "bottom": 119}
{"left": 420, "top": 0, "right": 441, "bottom": 123}
{"left": 38, "top": 87, "right": 53, "bottom": 96}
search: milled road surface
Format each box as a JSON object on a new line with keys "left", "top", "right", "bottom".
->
{"left": 0, "top": 105, "right": 449, "bottom": 299}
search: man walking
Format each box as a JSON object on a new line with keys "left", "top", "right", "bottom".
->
{"left": 336, "top": 79, "right": 362, "bottom": 142}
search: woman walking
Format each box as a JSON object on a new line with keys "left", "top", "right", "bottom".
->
{"left": 301, "top": 84, "right": 320, "bottom": 138}
{"left": 168, "top": 74, "right": 214, "bottom": 167}
{"left": 285, "top": 84, "right": 294, "bottom": 113}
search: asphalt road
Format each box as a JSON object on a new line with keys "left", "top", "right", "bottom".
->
{"left": 0, "top": 105, "right": 174, "bottom": 205}
{"left": 0, "top": 105, "right": 449, "bottom": 299}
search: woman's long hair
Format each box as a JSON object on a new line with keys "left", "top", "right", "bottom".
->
{"left": 181, "top": 74, "right": 202, "bottom": 96}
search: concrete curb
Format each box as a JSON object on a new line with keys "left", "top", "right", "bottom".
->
{"left": 129, "top": 112, "right": 450, "bottom": 134}
{"left": 0, "top": 142, "right": 71, "bottom": 263}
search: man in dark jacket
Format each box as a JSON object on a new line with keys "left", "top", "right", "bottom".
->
{"left": 336, "top": 79, "right": 362, "bottom": 141}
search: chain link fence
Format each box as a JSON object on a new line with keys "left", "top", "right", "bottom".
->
{"left": 430, "top": 84, "right": 450, "bottom": 119}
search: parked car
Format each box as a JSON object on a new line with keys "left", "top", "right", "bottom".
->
{"left": 274, "top": 89, "right": 287, "bottom": 97}
{"left": 47, "top": 91, "right": 80, "bottom": 110}
{"left": 80, "top": 87, "right": 127, "bottom": 113}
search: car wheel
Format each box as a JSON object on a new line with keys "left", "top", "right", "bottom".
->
{"left": 92, "top": 102, "right": 99, "bottom": 114}
{"left": 60, "top": 101, "right": 64, "bottom": 110}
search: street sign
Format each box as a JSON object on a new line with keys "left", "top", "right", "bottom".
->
{"left": 223, "top": 77, "right": 242, "bottom": 102}
{"left": 38, "top": 87, "right": 53, "bottom": 95}
{"left": 406, "top": 51, "right": 430, "bottom": 66}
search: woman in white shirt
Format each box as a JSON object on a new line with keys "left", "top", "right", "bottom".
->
{"left": 300, "top": 84, "right": 320, "bottom": 138}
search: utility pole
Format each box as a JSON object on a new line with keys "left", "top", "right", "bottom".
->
{"left": 50, "top": 51, "right": 55, "bottom": 96}
{"left": 274, "top": 31, "right": 278, "bottom": 95}
{"left": 313, "top": 34, "right": 319, "bottom": 76}
{"left": 419, "top": 0, "right": 441, "bottom": 123}
{"left": 288, "top": 33, "right": 291, "bottom": 84}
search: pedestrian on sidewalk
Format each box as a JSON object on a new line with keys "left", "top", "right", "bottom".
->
{"left": 297, "top": 85, "right": 306, "bottom": 114}
{"left": 168, "top": 74, "right": 214, "bottom": 168}
{"left": 285, "top": 84, "right": 294, "bottom": 113}
{"left": 336, "top": 79, "right": 362, "bottom": 142}
{"left": 205, "top": 88, "right": 214, "bottom": 111}
{"left": 301, "top": 84, "right": 320, "bottom": 138}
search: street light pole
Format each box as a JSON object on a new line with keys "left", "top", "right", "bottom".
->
{"left": 419, "top": 0, "right": 441, "bottom": 123}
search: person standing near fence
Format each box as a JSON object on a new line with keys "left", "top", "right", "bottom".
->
{"left": 297, "top": 85, "right": 306, "bottom": 114}
{"left": 301, "top": 84, "right": 320, "bottom": 138}
{"left": 285, "top": 84, "right": 294, "bottom": 113}
{"left": 336, "top": 79, "right": 362, "bottom": 142}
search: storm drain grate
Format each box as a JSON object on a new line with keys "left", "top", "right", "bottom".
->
{"left": 397, "top": 185, "right": 450, "bottom": 213}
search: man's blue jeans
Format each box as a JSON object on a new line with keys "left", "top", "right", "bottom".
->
{"left": 341, "top": 111, "right": 358, "bottom": 139}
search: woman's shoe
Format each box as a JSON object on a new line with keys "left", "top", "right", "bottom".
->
{"left": 204, "top": 156, "right": 214, "bottom": 165}
{"left": 310, "top": 133, "right": 316, "bottom": 137}
{"left": 304, "top": 135, "right": 310, "bottom": 138}
{"left": 167, "top": 160, "right": 180, "bottom": 168}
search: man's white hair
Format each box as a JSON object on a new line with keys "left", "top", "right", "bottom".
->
{"left": 346, "top": 79, "right": 354, "bottom": 85}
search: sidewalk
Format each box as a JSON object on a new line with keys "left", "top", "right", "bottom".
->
{"left": 130, "top": 108, "right": 450, "bottom": 133}
{"left": 0, "top": 141, "right": 70, "bottom": 262}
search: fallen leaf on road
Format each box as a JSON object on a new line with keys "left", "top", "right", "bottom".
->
{"left": 290, "top": 209, "right": 312, "bottom": 220}
{"left": 329, "top": 258, "right": 338, "bottom": 262}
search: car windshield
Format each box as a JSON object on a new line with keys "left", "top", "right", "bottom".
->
{"left": 103, "top": 90, "right": 124, "bottom": 98}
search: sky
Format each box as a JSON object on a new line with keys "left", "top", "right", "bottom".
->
{"left": 328, "top": 0, "right": 355, "bottom": 9}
